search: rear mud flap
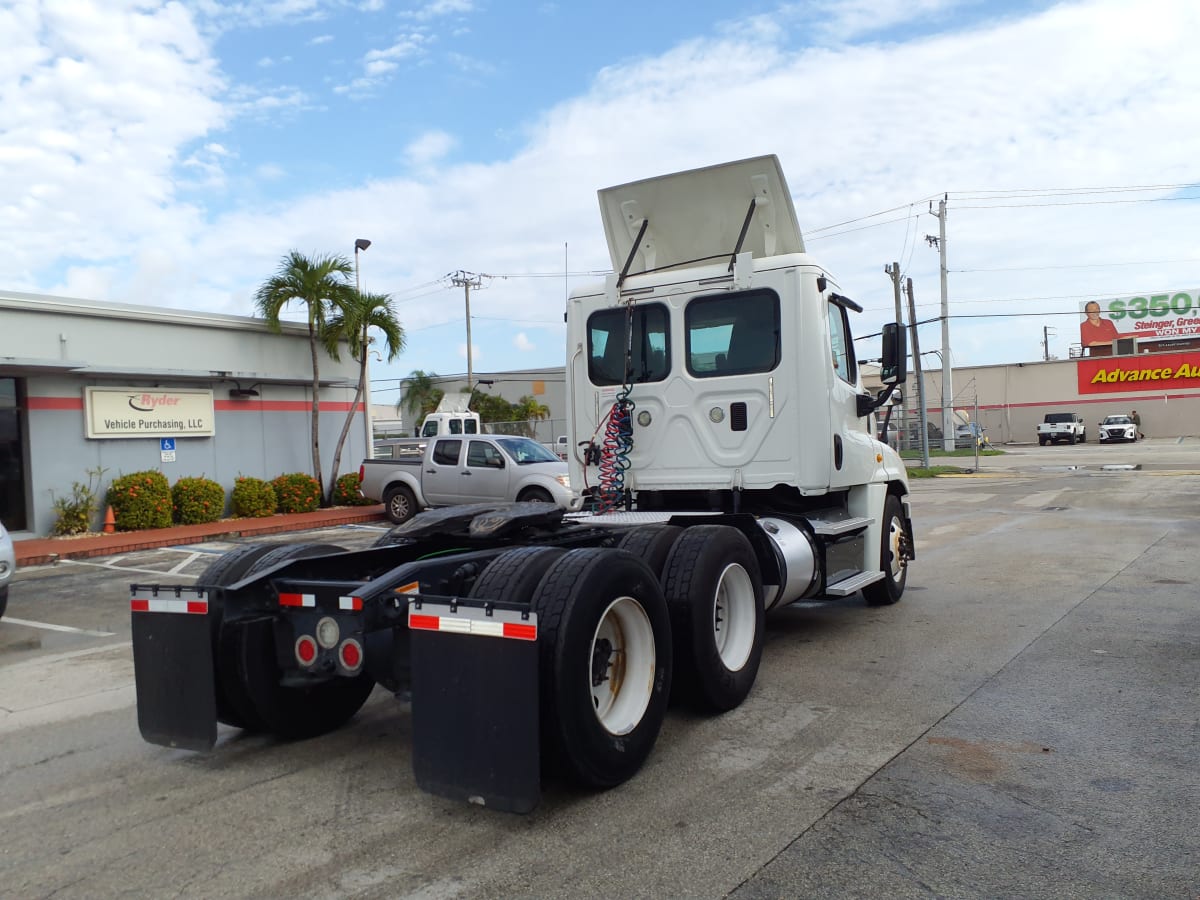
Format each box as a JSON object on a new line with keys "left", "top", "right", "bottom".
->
{"left": 409, "top": 597, "right": 540, "bottom": 814}
{"left": 131, "top": 587, "right": 217, "bottom": 751}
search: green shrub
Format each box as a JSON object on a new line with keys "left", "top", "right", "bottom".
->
{"left": 107, "top": 470, "right": 172, "bottom": 531}
{"left": 271, "top": 472, "right": 322, "bottom": 514}
{"left": 172, "top": 476, "right": 226, "bottom": 525}
{"left": 333, "top": 472, "right": 373, "bottom": 506}
{"left": 50, "top": 466, "right": 108, "bottom": 535}
{"left": 231, "top": 476, "right": 277, "bottom": 518}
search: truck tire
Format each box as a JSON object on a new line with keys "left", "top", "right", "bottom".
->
{"left": 196, "top": 542, "right": 280, "bottom": 728}
{"left": 530, "top": 548, "right": 671, "bottom": 789}
{"left": 222, "top": 543, "right": 375, "bottom": 739}
{"left": 383, "top": 483, "right": 418, "bottom": 524}
{"left": 517, "top": 486, "right": 553, "bottom": 504}
{"left": 661, "top": 526, "right": 764, "bottom": 712}
{"left": 468, "top": 545, "right": 566, "bottom": 603}
{"left": 0, "top": 586, "right": 8, "bottom": 620}
{"left": 616, "top": 524, "right": 683, "bottom": 578}
{"left": 1038, "top": 436, "right": 1047, "bottom": 446}
{"left": 863, "top": 494, "right": 908, "bottom": 607}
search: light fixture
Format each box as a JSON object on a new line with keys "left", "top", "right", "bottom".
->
{"left": 228, "top": 381, "right": 260, "bottom": 398}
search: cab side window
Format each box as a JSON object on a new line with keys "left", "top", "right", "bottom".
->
{"left": 432, "top": 439, "right": 461, "bottom": 466}
{"left": 828, "top": 301, "right": 856, "bottom": 384}
{"left": 587, "top": 303, "right": 670, "bottom": 386}
{"left": 686, "top": 289, "right": 780, "bottom": 377}
{"left": 466, "top": 440, "right": 503, "bottom": 468}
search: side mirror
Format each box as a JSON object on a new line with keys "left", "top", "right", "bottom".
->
{"left": 880, "top": 322, "right": 907, "bottom": 386}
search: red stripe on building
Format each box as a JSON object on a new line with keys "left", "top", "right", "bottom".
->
{"left": 28, "top": 396, "right": 359, "bottom": 413}
{"left": 28, "top": 396, "right": 84, "bottom": 410}
{"left": 215, "top": 400, "right": 362, "bottom": 412}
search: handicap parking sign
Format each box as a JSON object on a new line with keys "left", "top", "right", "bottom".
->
{"left": 160, "top": 438, "right": 176, "bottom": 452}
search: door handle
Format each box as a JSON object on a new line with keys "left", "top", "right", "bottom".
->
{"left": 425, "top": 468, "right": 436, "bottom": 474}
{"left": 461, "top": 470, "right": 472, "bottom": 476}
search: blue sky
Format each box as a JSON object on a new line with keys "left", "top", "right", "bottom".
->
{"left": 7, "top": 0, "right": 1200, "bottom": 416}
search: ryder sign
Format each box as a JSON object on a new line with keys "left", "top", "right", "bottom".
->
{"left": 85, "top": 387, "right": 216, "bottom": 438}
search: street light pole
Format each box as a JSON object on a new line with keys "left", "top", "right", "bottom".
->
{"left": 354, "top": 238, "right": 372, "bottom": 459}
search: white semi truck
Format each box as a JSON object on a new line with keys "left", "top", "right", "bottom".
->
{"left": 129, "top": 156, "right": 914, "bottom": 813}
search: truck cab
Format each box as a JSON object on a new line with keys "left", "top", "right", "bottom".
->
{"left": 566, "top": 156, "right": 907, "bottom": 529}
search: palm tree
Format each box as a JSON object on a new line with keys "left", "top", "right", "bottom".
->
{"left": 255, "top": 250, "right": 355, "bottom": 501}
{"left": 398, "top": 369, "right": 443, "bottom": 433}
{"left": 512, "top": 395, "right": 551, "bottom": 438}
{"left": 324, "top": 290, "right": 406, "bottom": 503}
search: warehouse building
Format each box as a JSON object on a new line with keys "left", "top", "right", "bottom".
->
{"left": 1, "top": 291, "right": 366, "bottom": 537}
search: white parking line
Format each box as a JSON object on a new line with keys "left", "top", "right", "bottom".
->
{"left": 2, "top": 617, "right": 116, "bottom": 637}
{"left": 59, "top": 557, "right": 199, "bottom": 578}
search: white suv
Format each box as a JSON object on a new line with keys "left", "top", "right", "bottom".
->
{"left": 0, "top": 519, "right": 14, "bottom": 619}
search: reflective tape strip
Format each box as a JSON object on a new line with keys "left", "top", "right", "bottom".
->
{"left": 339, "top": 595, "right": 363, "bottom": 611}
{"left": 131, "top": 596, "right": 209, "bottom": 615}
{"left": 394, "top": 581, "right": 420, "bottom": 596}
{"left": 279, "top": 592, "right": 316, "bottom": 608}
{"left": 407, "top": 609, "right": 537, "bottom": 641}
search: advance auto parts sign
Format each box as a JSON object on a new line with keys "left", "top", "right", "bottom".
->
{"left": 1077, "top": 351, "right": 1200, "bottom": 395}
{"left": 85, "top": 387, "right": 215, "bottom": 438}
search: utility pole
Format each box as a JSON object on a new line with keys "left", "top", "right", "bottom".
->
{"left": 450, "top": 270, "right": 483, "bottom": 389}
{"left": 928, "top": 196, "right": 953, "bottom": 451}
{"left": 885, "top": 261, "right": 903, "bottom": 325}
{"left": 906, "top": 278, "right": 930, "bottom": 469}
{"left": 1043, "top": 326, "right": 1056, "bottom": 361}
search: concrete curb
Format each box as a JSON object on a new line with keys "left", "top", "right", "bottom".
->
{"left": 15, "top": 505, "right": 388, "bottom": 566}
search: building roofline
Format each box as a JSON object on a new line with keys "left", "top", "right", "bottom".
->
{"left": 0, "top": 289, "right": 312, "bottom": 337}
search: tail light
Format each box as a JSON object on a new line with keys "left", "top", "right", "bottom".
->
{"left": 339, "top": 638, "right": 364, "bottom": 672}
{"left": 295, "top": 635, "right": 318, "bottom": 667}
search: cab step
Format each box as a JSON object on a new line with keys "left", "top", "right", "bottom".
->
{"left": 824, "top": 569, "right": 885, "bottom": 596}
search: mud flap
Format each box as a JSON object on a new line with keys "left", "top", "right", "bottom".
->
{"left": 408, "top": 597, "right": 540, "bottom": 813}
{"left": 130, "top": 587, "right": 218, "bottom": 751}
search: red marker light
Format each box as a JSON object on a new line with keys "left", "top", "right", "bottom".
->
{"left": 295, "top": 635, "right": 318, "bottom": 666}
{"left": 339, "top": 639, "right": 363, "bottom": 672}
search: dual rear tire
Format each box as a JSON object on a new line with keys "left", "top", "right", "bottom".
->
{"left": 467, "top": 525, "right": 767, "bottom": 790}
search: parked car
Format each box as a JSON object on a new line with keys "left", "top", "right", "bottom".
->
{"left": 0, "top": 519, "right": 14, "bottom": 619}
{"left": 954, "top": 422, "right": 988, "bottom": 449}
{"left": 359, "top": 434, "right": 583, "bottom": 524}
{"left": 1098, "top": 414, "right": 1138, "bottom": 443}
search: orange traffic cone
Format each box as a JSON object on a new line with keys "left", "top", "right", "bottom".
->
{"left": 103, "top": 505, "right": 116, "bottom": 533}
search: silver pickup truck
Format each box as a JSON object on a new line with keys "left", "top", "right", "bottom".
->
{"left": 360, "top": 434, "right": 584, "bottom": 524}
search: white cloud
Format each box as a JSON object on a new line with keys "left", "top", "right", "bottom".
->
{"left": 404, "top": 0, "right": 475, "bottom": 22}
{"left": 336, "top": 32, "right": 431, "bottom": 94}
{"left": 405, "top": 130, "right": 457, "bottom": 167}
{"left": 308, "top": 33, "right": 334, "bottom": 45}
{"left": 514, "top": 333, "right": 535, "bottom": 352}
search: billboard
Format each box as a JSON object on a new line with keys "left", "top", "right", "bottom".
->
{"left": 1080, "top": 290, "right": 1200, "bottom": 348}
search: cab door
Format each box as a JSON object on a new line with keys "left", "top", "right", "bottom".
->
{"left": 458, "top": 439, "right": 510, "bottom": 503}
{"left": 826, "top": 298, "right": 876, "bottom": 490}
{"left": 421, "top": 439, "right": 464, "bottom": 505}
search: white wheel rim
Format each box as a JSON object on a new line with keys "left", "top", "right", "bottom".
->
{"left": 885, "top": 515, "right": 904, "bottom": 578}
{"left": 590, "top": 596, "right": 655, "bottom": 735}
{"left": 713, "top": 563, "right": 756, "bottom": 672}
